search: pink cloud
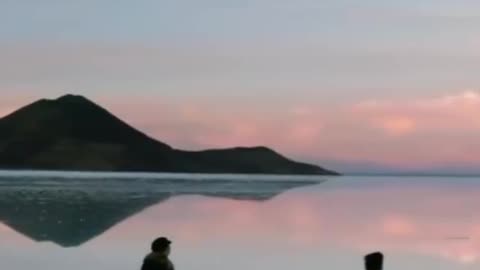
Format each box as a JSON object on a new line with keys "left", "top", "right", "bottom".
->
{"left": 354, "top": 90, "right": 480, "bottom": 132}
{"left": 97, "top": 91, "right": 480, "bottom": 168}
{"left": 374, "top": 116, "right": 417, "bottom": 136}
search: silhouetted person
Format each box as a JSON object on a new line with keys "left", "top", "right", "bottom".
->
{"left": 141, "top": 237, "right": 175, "bottom": 270}
{"left": 365, "top": 252, "right": 383, "bottom": 270}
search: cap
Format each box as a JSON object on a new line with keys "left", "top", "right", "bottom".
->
{"left": 151, "top": 237, "right": 172, "bottom": 252}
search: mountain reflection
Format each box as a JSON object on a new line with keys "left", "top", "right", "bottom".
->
{"left": 0, "top": 173, "right": 323, "bottom": 247}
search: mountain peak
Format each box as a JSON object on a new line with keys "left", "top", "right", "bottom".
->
{"left": 21, "top": 94, "right": 95, "bottom": 112}
{"left": 0, "top": 94, "right": 173, "bottom": 170}
{"left": 55, "top": 94, "right": 90, "bottom": 103}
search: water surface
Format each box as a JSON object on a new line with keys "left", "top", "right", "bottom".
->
{"left": 0, "top": 172, "right": 479, "bottom": 270}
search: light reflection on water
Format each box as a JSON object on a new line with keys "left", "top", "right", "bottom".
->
{"left": 1, "top": 174, "right": 480, "bottom": 270}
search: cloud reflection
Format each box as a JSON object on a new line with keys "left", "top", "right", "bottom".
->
{"left": 100, "top": 178, "right": 480, "bottom": 266}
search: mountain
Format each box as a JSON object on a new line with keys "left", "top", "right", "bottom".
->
{"left": 0, "top": 94, "right": 338, "bottom": 175}
{"left": 0, "top": 175, "right": 323, "bottom": 247}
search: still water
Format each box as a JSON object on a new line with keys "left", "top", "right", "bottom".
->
{"left": 1, "top": 171, "right": 479, "bottom": 270}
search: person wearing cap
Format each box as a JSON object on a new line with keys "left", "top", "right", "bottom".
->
{"left": 141, "top": 237, "right": 175, "bottom": 270}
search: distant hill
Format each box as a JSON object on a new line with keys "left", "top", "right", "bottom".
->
{"left": 0, "top": 94, "right": 339, "bottom": 175}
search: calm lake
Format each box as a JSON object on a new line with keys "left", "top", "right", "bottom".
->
{"left": 0, "top": 171, "right": 479, "bottom": 270}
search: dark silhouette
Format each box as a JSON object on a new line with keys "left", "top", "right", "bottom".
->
{"left": 0, "top": 175, "right": 323, "bottom": 247}
{"left": 365, "top": 252, "right": 383, "bottom": 270}
{"left": 141, "top": 237, "right": 175, "bottom": 270}
{"left": 0, "top": 94, "right": 339, "bottom": 175}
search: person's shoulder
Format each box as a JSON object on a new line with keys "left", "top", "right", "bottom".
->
{"left": 145, "top": 253, "right": 170, "bottom": 264}
{"left": 142, "top": 254, "right": 157, "bottom": 270}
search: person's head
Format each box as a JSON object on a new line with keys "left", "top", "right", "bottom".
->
{"left": 151, "top": 237, "right": 172, "bottom": 255}
{"left": 364, "top": 252, "right": 383, "bottom": 270}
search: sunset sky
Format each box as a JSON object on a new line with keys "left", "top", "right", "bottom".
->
{"left": 2, "top": 1, "right": 480, "bottom": 173}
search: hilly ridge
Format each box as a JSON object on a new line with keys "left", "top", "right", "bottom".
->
{"left": 0, "top": 95, "right": 338, "bottom": 175}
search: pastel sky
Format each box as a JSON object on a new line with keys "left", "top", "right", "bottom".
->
{"left": 2, "top": 1, "right": 480, "bottom": 173}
